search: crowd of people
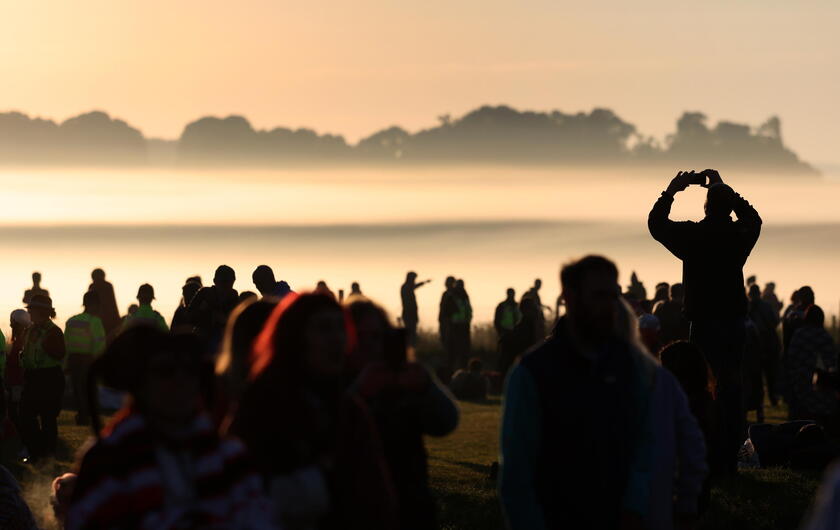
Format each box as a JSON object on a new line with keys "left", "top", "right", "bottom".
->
{"left": 0, "top": 169, "right": 839, "bottom": 529}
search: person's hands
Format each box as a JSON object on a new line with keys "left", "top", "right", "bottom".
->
{"left": 666, "top": 170, "right": 695, "bottom": 196}
{"left": 700, "top": 169, "right": 723, "bottom": 186}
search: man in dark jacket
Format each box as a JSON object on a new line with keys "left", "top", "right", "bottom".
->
{"left": 500, "top": 255, "right": 658, "bottom": 529}
{"left": 648, "top": 169, "right": 761, "bottom": 473}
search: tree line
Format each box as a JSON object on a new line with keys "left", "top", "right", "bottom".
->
{"left": 0, "top": 105, "right": 817, "bottom": 174}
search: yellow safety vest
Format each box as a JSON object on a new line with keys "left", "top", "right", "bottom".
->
{"left": 65, "top": 312, "right": 106, "bottom": 356}
{"left": 22, "top": 320, "right": 63, "bottom": 370}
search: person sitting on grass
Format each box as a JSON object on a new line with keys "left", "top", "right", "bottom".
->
{"left": 67, "top": 326, "right": 272, "bottom": 530}
{"left": 449, "top": 358, "right": 489, "bottom": 401}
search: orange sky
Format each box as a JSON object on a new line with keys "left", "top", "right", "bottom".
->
{"left": 1, "top": 1, "right": 838, "bottom": 164}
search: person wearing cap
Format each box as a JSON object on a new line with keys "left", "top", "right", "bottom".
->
{"left": 20, "top": 295, "right": 65, "bottom": 461}
{"left": 187, "top": 265, "right": 239, "bottom": 341}
{"left": 401, "top": 271, "right": 430, "bottom": 346}
{"left": 64, "top": 292, "right": 106, "bottom": 426}
{"left": 123, "top": 284, "right": 168, "bottom": 332}
{"left": 67, "top": 328, "right": 272, "bottom": 529}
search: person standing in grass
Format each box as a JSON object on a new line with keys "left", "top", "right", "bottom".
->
{"left": 499, "top": 255, "right": 659, "bottom": 529}
{"left": 649, "top": 169, "right": 762, "bottom": 474}
{"left": 64, "top": 291, "right": 106, "bottom": 426}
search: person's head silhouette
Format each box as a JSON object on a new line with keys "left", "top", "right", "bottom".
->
{"left": 705, "top": 183, "right": 735, "bottom": 219}
{"left": 252, "top": 265, "right": 276, "bottom": 296}
{"left": 534, "top": 279, "right": 542, "bottom": 291}
{"left": 506, "top": 288, "right": 515, "bottom": 301}
{"left": 445, "top": 276, "right": 455, "bottom": 290}
{"left": 137, "top": 284, "right": 155, "bottom": 305}
{"left": 83, "top": 291, "right": 101, "bottom": 314}
{"left": 561, "top": 255, "right": 620, "bottom": 342}
{"left": 32, "top": 271, "right": 42, "bottom": 286}
{"left": 91, "top": 268, "right": 106, "bottom": 283}
{"left": 214, "top": 265, "right": 236, "bottom": 290}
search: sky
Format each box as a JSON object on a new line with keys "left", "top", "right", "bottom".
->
{"left": 1, "top": 0, "right": 838, "bottom": 165}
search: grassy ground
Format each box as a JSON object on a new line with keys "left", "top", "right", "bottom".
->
{"left": 426, "top": 398, "right": 821, "bottom": 530}
{"left": 5, "top": 395, "right": 824, "bottom": 530}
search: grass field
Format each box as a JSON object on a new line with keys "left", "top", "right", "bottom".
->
{"left": 5, "top": 398, "right": 824, "bottom": 530}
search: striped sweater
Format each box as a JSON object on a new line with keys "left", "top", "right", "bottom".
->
{"left": 67, "top": 407, "right": 275, "bottom": 529}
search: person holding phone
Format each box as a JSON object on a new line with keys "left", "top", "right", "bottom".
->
{"left": 648, "top": 169, "right": 762, "bottom": 475}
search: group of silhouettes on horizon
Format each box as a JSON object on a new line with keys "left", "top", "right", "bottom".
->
{"left": 2, "top": 169, "right": 840, "bottom": 530}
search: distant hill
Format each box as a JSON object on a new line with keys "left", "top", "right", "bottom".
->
{"left": 0, "top": 106, "right": 819, "bottom": 174}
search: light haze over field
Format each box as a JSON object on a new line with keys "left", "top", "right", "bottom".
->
{"left": 2, "top": 1, "right": 839, "bottom": 165}
{"left": 0, "top": 2, "right": 838, "bottom": 331}
{"left": 0, "top": 167, "right": 837, "bottom": 333}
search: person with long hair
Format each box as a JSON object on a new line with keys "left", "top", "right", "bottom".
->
{"left": 615, "top": 298, "right": 709, "bottom": 530}
{"left": 228, "top": 293, "right": 397, "bottom": 530}
{"left": 214, "top": 298, "right": 278, "bottom": 426}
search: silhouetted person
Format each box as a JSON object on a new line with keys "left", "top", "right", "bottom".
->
{"left": 762, "top": 282, "right": 783, "bottom": 316}
{"left": 64, "top": 291, "right": 106, "bottom": 426}
{"left": 626, "top": 271, "right": 648, "bottom": 305}
{"left": 498, "top": 295, "right": 546, "bottom": 382}
{"left": 783, "top": 285, "right": 814, "bottom": 351}
{"left": 500, "top": 256, "right": 659, "bottom": 529}
{"left": 526, "top": 279, "right": 547, "bottom": 331}
{"left": 653, "top": 282, "right": 670, "bottom": 306}
{"left": 401, "top": 272, "right": 430, "bottom": 346}
{"left": 785, "top": 305, "right": 836, "bottom": 422}
{"left": 649, "top": 169, "right": 761, "bottom": 474}
{"left": 314, "top": 280, "right": 336, "bottom": 299}
{"left": 252, "top": 265, "right": 293, "bottom": 300}
{"left": 123, "top": 284, "right": 168, "bottom": 331}
{"left": 170, "top": 279, "right": 202, "bottom": 332}
{"left": 449, "top": 358, "right": 489, "bottom": 401}
{"left": 748, "top": 284, "right": 781, "bottom": 407}
{"left": 494, "top": 288, "right": 521, "bottom": 339}
{"left": 350, "top": 282, "right": 363, "bottom": 297}
{"left": 438, "top": 276, "right": 457, "bottom": 367}
{"left": 88, "top": 268, "right": 120, "bottom": 336}
{"left": 19, "top": 295, "right": 65, "bottom": 460}
{"left": 5, "top": 309, "right": 31, "bottom": 434}
{"left": 448, "top": 279, "right": 473, "bottom": 373}
{"left": 188, "top": 265, "right": 239, "bottom": 341}
{"left": 22, "top": 272, "right": 49, "bottom": 305}
{"left": 653, "top": 283, "right": 690, "bottom": 345}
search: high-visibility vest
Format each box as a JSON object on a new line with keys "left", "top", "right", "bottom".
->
{"left": 499, "top": 303, "right": 521, "bottom": 331}
{"left": 22, "top": 320, "right": 63, "bottom": 370}
{"left": 123, "top": 304, "right": 169, "bottom": 332}
{"left": 451, "top": 297, "right": 473, "bottom": 324}
{"left": 65, "top": 312, "right": 106, "bottom": 356}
